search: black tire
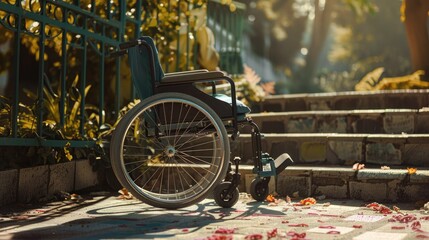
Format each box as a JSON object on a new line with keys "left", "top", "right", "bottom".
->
{"left": 110, "top": 93, "right": 230, "bottom": 209}
{"left": 250, "top": 177, "right": 270, "bottom": 202}
{"left": 213, "top": 182, "right": 239, "bottom": 208}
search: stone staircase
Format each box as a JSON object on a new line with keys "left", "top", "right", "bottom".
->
{"left": 235, "top": 89, "right": 429, "bottom": 203}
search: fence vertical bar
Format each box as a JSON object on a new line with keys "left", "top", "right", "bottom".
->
{"left": 90, "top": 0, "right": 95, "bottom": 13}
{"left": 135, "top": 0, "right": 142, "bottom": 38}
{"left": 185, "top": 1, "right": 190, "bottom": 71}
{"left": 11, "top": 1, "right": 22, "bottom": 138}
{"left": 37, "top": 1, "right": 47, "bottom": 136}
{"left": 60, "top": 9, "right": 68, "bottom": 128}
{"left": 80, "top": 16, "right": 88, "bottom": 136}
{"left": 115, "top": 0, "right": 127, "bottom": 118}
{"left": 176, "top": 0, "right": 181, "bottom": 72}
{"left": 99, "top": 40, "right": 105, "bottom": 126}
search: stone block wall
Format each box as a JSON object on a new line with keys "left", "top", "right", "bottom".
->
{"left": 236, "top": 134, "right": 429, "bottom": 167}
{"left": 0, "top": 159, "right": 100, "bottom": 207}
{"left": 239, "top": 166, "right": 429, "bottom": 202}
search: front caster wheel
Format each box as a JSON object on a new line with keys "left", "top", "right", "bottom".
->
{"left": 214, "top": 182, "right": 239, "bottom": 208}
{"left": 250, "top": 178, "right": 270, "bottom": 201}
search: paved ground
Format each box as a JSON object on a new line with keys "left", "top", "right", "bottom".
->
{"left": 1, "top": 191, "right": 429, "bottom": 240}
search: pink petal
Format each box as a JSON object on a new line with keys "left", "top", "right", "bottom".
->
{"left": 244, "top": 233, "right": 263, "bottom": 240}
{"left": 288, "top": 223, "right": 309, "bottom": 227}
{"left": 214, "top": 228, "right": 235, "bottom": 234}
{"left": 319, "top": 225, "right": 336, "bottom": 229}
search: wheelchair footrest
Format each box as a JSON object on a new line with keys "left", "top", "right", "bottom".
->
{"left": 258, "top": 153, "right": 293, "bottom": 177}
{"left": 273, "top": 153, "right": 293, "bottom": 175}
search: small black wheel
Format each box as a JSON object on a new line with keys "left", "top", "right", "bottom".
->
{"left": 213, "top": 182, "right": 239, "bottom": 208}
{"left": 250, "top": 177, "right": 270, "bottom": 201}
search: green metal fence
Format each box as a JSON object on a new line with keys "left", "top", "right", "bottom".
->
{"left": 0, "top": 0, "right": 245, "bottom": 149}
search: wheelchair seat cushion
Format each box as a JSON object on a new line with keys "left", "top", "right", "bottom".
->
{"left": 213, "top": 94, "right": 251, "bottom": 116}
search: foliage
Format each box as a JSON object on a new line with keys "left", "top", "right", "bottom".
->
{"left": 0, "top": 74, "right": 111, "bottom": 169}
{"left": 0, "top": 96, "right": 38, "bottom": 138}
{"left": 354, "top": 67, "right": 428, "bottom": 91}
{"left": 329, "top": 0, "right": 410, "bottom": 80}
{"left": 22, "top": 75, "right": 101, "bottom": 141}
{"left": 234, "top": 65, "right": 274, "bottom": 106}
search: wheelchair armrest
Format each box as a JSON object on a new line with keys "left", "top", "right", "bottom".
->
{"left": 161, "top": 71, "right": 225, "bottom": 84}
{"left": 164, "top": 69, "right": 209, "bottom": 77}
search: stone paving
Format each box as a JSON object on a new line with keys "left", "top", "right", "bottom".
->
{"left": 1, "top": 191, "right": 429, "bottom": 240}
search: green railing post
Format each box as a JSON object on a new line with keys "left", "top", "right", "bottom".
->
{"left": 11, "top": 1, "right": 22, "bottom": 138}
{"left": 60, "top": 8, "right": 67, "bottom": 128}
{"left": 0, "top": 0, "right": 245, "bottom": 149}
{"left": 37, "top": 1, "right": 47, "bottom": 136}
{"left": 99, "top": 41, "right": 105, "bottom": 126}
{"left": 80, "top": 15, "right": 88, "bottom": 136}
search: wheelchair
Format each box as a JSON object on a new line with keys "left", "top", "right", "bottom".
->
{"left": 110, "top": 36, "right": 293, "bottom": 209}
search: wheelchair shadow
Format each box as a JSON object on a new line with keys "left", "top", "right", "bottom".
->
{"left": 204, "top": 200, "right": 286, "bottom": 219}
{"left": 4, "top": 201, "right": 219, "bottom": 240}
{"left": 3, "top": 197, "right": 286, "bottom": 240}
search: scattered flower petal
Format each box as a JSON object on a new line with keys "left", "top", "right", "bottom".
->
{"left": 244, "top": 233, "right": 263, "bottom": 240}
{"left": 393, "top": 206, "right": 402, "bottom": 213}
{"left": 203, "top": 235, "right": 233, "bottom": 240}
{"left": 366, "top": 202, "right": 392, "bottom": 214}
{"left": 267, "top": 228, "right": 277, "bottom": 239}
{"left": 353, "top": 163, "right": 365, "bottom": 170}
{"left": 408, "top": 167, "right": 417, "bottom": 175}
{"left": 214, "top": 228, "right": 235, "bottom": 234}
{"left": 390, "top": 214, "right": 417, "bottom": 223}
{"left": 416, "top": 235, "right": 429, "bottom": 239}
{"left": 319, "top": 225, "right": 335, "bottom": 229}
{"left": 118, "top": 188, "right": 133, "bottom": 200}
{"left": 70, "top": 193, "right": 83, "bottom": 202}
{"left": 300, "top": 197, "right": 316, "bottom": 205}
{"left": 286, "top": 231, "right": 306, "bottom": 239}
{"left": 266, "top": 194, "right": 276, "bottom": 202}
{"left": 288, "top": 223, "right": 309, "bottom": 227}
{"left": 10, "top": 215, "right": 29, "bottom": 220}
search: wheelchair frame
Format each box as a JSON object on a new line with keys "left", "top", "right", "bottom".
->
{"left": 110, "top": 37, "right": 292, "bottom": 209}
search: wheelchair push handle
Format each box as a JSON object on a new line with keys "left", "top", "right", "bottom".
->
{"left": 119, "top": 39, "right": 142, "bottom": 50}
{"left": 110, "top": 39, "right": 144, "bottom": 58}
{"left": 110, "top": 49, "right": 127, "bottom": 58}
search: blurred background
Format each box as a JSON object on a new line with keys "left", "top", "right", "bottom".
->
{"left": 240, "top": 0, "right": 427, "bottom": 94}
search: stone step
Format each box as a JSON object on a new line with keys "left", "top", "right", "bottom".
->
{"left": 248, "top": 108, "right": 429, "bottom": 134}
{"left": 237, "top": 165, "right": 429, "bottom": 202}
{"left": 258, "top": 89, "right": 429, "bottom": 112}
{"left": 232, "top": 133, "right": 429, "bottom": 167}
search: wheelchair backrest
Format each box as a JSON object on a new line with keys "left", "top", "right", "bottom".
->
{"left": 127, "top": 36, "right": 165, "bottom": 100}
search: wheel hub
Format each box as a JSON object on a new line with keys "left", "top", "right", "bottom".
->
{"left": 165, "top": 146, "right": 176, "bottom": 158}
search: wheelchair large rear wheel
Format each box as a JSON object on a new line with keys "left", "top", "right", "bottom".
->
{"left": 110, "top": 92, "right": 230, "bottom": 209}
